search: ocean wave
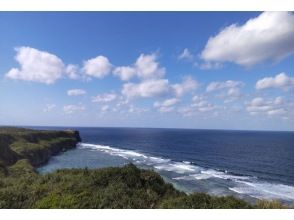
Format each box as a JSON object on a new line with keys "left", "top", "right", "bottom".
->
{"left": 78, "top": 142, "right": 294, "bottom": 202}
{"left": 229, "top": 181, "right": 294, "bottom": 202}
{"left": 78, "top": 143, "right": 148, "bottom": 160}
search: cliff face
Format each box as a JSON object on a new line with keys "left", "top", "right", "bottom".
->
{"left": 0, "top": 127, "right": 81, "bottom": 168}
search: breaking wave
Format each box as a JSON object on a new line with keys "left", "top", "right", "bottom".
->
{"left": 78, "top": 142, "right": 294, "bottom": 203}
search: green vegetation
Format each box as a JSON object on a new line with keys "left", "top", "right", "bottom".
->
{"left": 0, "top": 163, "right": 253, "bottom": 208}
{"left": 256, "top": 200, "right": 288, "bottom": 209}
{"left": 0, "top": 127, "right": 291, "bottom": 209}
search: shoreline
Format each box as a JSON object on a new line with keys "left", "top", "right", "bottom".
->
{"left": 0, "top": 127, "right": 291, "bottom": 208}
{"left": 39, "top": 141, "right": 294, "bottom": 206}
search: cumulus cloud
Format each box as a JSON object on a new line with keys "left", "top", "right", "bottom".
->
{"left": 92, "top": 93, "right": 117, "bottom": 103}
{"left": 178, "top": 48, "right": 194, "bottom": 61}
{"left": 113, "top": 66, "right": 136, "bottom": 81}
{"left": 83, "top": 55, "right": 112, "bottom": 79}
{"left": 154, "top": 98, "right": 179, "bottom": 112}
{"left": 101, "top": 105, "right": 110, "bottom": 112}
{"left": 246, "top": 96, "right": 289, "bottom": 117}
{"left": 178, "top": 95, "right": 217, "bottom": 117}
{"left": 256, "top": 72, "right": 294, "bottom": 90}
{"left": 135, "top": 53, "right": 165, "bottom": 79}
{"left": 172, "top": 76, "right": 199, "bottom": 97}
{"left": 122, "top": 79, "right": 170, "bottom": 98}
{"left": 191, "top": 95, "right": 216, "bottom": 112}
{"left": 113, "top": 53, "right": 165, "bottom": 81}
{"left": 63, "top": 104, "right": 85, "bottom": 114}
{"left": 6, "top": 47, "right": 64, "bottom": 84}
{"left": 206, "top": 80, "right": 244, "bottom": 102}
{"left": 67, "top": 89, "right": 86, "bottom": 96}
{"left": 267, "top": 108, "right": 287, "bottom": 116}
{"left": 206, "top": 80, "right": 244, "bottom": 92}
{"left": 128, "top": 105, "right": 149, "bottom": 114}
{"left": 65, "top": 64, "right": 80, "bottom": 80}
{"left": 199, "top": 62, "right": 223, "bottom": 70}
{"left": 43, "top": 104, "right": 56, "bottom": 112}
{"left": 201, "top": 12, "right": 294, "bottom": 66}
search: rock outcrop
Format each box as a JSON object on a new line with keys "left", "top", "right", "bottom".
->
{"left": 0, "top": 127, "right": 81, "bottom": 167}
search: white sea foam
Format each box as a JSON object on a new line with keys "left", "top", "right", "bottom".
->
{"left": 78, "top": 143, "right": 147, "bottom": 159}
{"left": 201, "top": 169, "right": 251, "bottom": 180}
{"left": 78, "top": 143, "right": 166, "bottom": 165}
{"left": 78, "top": 142, "right": 294, "bottom": 203}
{"left": 154, "top": 162, "right": 200, "bottom": 174}
{"left": 229, "top": 181, "right": 294, "bottom": 202}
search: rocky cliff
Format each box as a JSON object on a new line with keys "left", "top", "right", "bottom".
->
{"left": 0, "top": 127, "right": 81, "bottom": 169}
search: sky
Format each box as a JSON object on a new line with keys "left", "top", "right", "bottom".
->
{"left": 0, "top": 12, "right": 293, "bottom": 131}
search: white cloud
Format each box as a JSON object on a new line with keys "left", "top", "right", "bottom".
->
{"left": 267, "top": 108, "right": 287, "bottom": 116}
{"left": 120, "top": 75, "right": 197, "bottom": 103}
{"left": 113, "top": 66, "right": 136, "bottom": 81}
{"left": 178, "top": 95, "right": 216, "bottom": 117}
{"left": 83, "top": 55, "right": 112, "bottom": 79}
{"left": 206, "top": 80, "right": 244, "bottom": 92}
{"left": 122, "top": 79, "right": 170, "bottom": 98}
{"left": 92, "top": 93, "right": 117, "bottom": 103}
{"left": 178, "top": 48, "right": 193, "bottom": 61}
{"left": 206, "top": 80, "right": 244, "bottom": 103}
{"left": 135, "top": 53, "right": 165, "bottom": 79}
{"left": 101, "top": 105, "right": 110, "bottom": 112}
{"left": 67, "top": 89, "right": 86, "bottom": 96}
{"left": 191, "top": 96, "right": 216, "bottom": 112}
{"left": 246, "top": 96, "right": 289, "bottom": 117}
{"left": 274, "top": 96, "right": 284, "bottom": 105}
{"left": 172, "top": 76, "right": 199, "bottom": 97}
{"left": 155, "top": 98, "right": 179, "bottom": 107}
{"left": 250, "top": 97, "right": 265, "bottom": 106}
{"left": 199, "top": 62, "right": 222, "bottom": 70}
{"left": 154, "top": 98, "right": 179, "bottom": 112}
{"left": 63, "top": 105, "right": 85, "bottom": 114}
{"left": 256, "top": 72, "right": 294, "bottom": 90}
{"left": 43, "top": 104, "right": 56, "bottom": 112}
{"left": 128, "top": 105, "right": 149, "bottom": 114}
{"left": 227, "top": 87, "right": 241, "bottom": 97}
{"left": 6, "top": 47, "right": 64, "bottom": 84}
{"left": 157, "top": 106, "right": 175, "bottom": 113}
{"left": 65, "top": 64, "right": 80, "bottom": 80}
{"left": 201, "top": 12, "right": 294, "bottom": 66}
{"left": 113, "top": 53, "right": 165, "bottom": 81}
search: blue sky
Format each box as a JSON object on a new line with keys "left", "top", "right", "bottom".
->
{"left": 0, "top": 12, "right": 293, "bottom": 130}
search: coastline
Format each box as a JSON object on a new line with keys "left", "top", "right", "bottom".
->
{"left": 0, "top": 127, "right": 291, "bottom": 208}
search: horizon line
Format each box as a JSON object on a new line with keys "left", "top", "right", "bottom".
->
{"left": 1, "top": 124, "right": 293, "bottom": 133}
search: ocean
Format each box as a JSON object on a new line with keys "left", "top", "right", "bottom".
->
{"left": 34, "top": 127, "right": 294, "bottom": 205}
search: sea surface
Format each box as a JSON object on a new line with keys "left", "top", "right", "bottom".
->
{"left": 33, "top": 127, "right": 294, "bottom": 205}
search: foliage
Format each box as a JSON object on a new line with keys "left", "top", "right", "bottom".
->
{"left": 0, "top": 163, "right": 257, "bottom": 209}
{"left": 256, "top": 200, "right": 288, "bottom": 209}
{"left": 159, "top": 193, "right": 252, "bottom": 208}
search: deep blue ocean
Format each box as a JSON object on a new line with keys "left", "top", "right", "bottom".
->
{"left": 33, "top": 127, "right": 294, "bottom": 204}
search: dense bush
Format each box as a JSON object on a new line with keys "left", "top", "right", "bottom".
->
{"left": 0, "top": 163, "right": 256, "bottom": 209}
{"left": 159, "top": 193, "right": 252, "bottom": 208}
{"left": 256, "top": 200, "right": 288, "bottom": 209}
